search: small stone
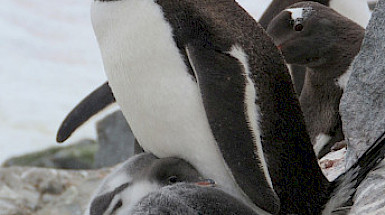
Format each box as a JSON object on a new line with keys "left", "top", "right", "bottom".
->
{"left": 0, "top": 166, "right": 112, "bottom": 215}
{"left": 94, "top": 111, "right": 137, "bottom": 168}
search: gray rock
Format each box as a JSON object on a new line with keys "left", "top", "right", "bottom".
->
{"left": 94, "top": 111, "right": 138, "bottom": 168}
{"left": 339, "top": 0, "right": 385, "bottom": 214}
{"left": 0, "top": 167, "right": 111, "bottom": 215}
{"left": 340, "top": 0, "right": 385, "bottom": 169}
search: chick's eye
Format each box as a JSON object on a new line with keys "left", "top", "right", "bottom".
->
{"left": 168, "top": 176, "right": 179, "bottom": 184}
{"left": 294, "top": 24, "right": 303, "bottom": 31}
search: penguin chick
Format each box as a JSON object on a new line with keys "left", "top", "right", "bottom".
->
{"left": 267, "top": 1, "right": 365, "bottom": 158}
{"left": 260, "top": 0, "right": 370, "bottom": 97}
{"left": 85, "top": 153, "right": 214, "bottom": 215}
{"left": 130, "top": 183, "right": 262, "bottom": 215}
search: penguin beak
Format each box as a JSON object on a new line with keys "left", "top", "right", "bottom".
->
{"left": 195, "top": 179, "right": 216, "bottom": 187}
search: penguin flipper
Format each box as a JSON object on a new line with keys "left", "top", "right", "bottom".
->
{"left": 324, "top": 131, "right": 385, "bottom": 214}
{"left": 185, "top": 42, "right": 280, "bottom": 214}
{"left": 56, "top": 82, "right": 116, "bottom": 142}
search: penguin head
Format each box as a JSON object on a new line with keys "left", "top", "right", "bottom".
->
{"left": 86, "top": 155, "right": 213, "bottom": 215}
{"left": 266, "top": 1, "right": 363, "bottom": 68}
{"left": 142, "top": 157, "right": 206, "bottom": 186}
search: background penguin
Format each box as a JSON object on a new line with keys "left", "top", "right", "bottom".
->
{"left": 84, "top": 153, "right": 216, "bottom": 215}
{"left": 90, "top": 0, "right": 334, "bottom": 214}
{"left": 260, "top": 0, "right": 370, "bottom": 29}
{"left": 260, "top": 0, "right": 370, "bottom": 97}
{"left": 266, "top": 1, "right": 365, "bottom": 158}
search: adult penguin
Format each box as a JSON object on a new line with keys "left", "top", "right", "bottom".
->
{"left": 266, "top": 1, "right": 365, "bottom": 158}
{"left": 56, "top": 0, "right": 371, "bottom": 144}
{"left": 90, "top": 0, "right": 327, "bottom": 214}
{"left": 67, "top": 2, "right": 385, "bottom": 214}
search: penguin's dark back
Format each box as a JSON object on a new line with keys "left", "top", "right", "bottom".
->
{"left": 157, "top": 1, "right": 328, "bottom": 214}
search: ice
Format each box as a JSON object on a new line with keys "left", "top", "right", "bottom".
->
{"left": 0, "top": 0, "right": 107, "bottom": 163}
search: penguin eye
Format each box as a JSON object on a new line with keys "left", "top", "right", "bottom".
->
{"left": 168, "top": 176, "right": 179, "bottom": 184}
{"left": 294, "top": 24, "right": 303, "bottom": 31}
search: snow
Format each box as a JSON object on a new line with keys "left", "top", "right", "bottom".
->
{"left": 236, "top": 0, "right": 272, "bottom": 20}
{"left": 0, "top": 0, "right": 106, "bottom": 163}
{"left": 0, "top": 0, "right": 271, "bottom": 164}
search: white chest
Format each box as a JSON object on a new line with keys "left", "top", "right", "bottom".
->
{"left": 91, "top": 0, "right": 244, "bottom": 203}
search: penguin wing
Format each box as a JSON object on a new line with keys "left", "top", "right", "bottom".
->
{"left": 56, "top": 82, "right": 116, "bottom": 142}
{"left": 185, "top": 42, "right": 280, "bottom": 214}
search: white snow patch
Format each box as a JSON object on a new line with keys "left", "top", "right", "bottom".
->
{"left": 236, "top": 0, "right": 272, "bottom": 21}
{"left": 329, "top": 0, "right": 371, "bottom": 27}
{"left": 0, "top": 0, "right": 106, "bottom": 163}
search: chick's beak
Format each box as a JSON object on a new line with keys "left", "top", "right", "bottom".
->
{"left": 195, "top": 178, "right": 216, "bottom": 187}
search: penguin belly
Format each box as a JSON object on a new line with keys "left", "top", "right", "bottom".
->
{"left": 91, "top": 0, "right": 247, "bottom": 208}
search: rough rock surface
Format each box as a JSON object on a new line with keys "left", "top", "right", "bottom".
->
{"left": 340, "top": 0, "right": 385, "bottom": 168}
{"left": 0, "top": 167, "right": 111, "bottom": 215}
{"left": 94, "top": 111, "right": 136, "bottom": 168}
{"left": 340, "top": 0, "right": 385, "bottom": 214}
